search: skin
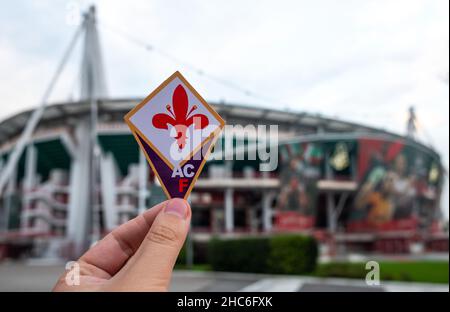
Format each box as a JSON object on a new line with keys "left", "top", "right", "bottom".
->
{"left": 53, "top": 198, "right": 191, "bottom": 292}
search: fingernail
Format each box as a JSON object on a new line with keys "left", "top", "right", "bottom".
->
{"left": 164, "top": 198, "right": 188, "bottom": 219}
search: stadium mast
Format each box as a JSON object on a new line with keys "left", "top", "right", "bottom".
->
{"left": 406, "top": 106, "right": 417, "bottom": 139}
{"left": 67, "top": 5, "right": 108, "bottom": 256}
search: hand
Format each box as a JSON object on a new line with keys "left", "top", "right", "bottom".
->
{"left": 53, "top": 198, "right": 191, "bottom": 291}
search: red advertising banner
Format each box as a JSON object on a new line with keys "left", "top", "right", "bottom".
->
{"left": 274, "top": 212, "right": 315, "bottom": 231}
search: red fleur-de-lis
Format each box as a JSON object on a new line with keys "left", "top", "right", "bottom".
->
{"left": 152, "top": 84, "right": 209, "bottom": 150}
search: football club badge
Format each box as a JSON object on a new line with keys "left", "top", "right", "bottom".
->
{"left": 124, "top": 71, "right": 225, "bottom": 199}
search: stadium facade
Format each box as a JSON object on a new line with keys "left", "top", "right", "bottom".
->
{"left": 0, "top": 98, "right": 447, "bottom": 259}
{"left": 0, "top": 6, "right": 447, "bottom": 260}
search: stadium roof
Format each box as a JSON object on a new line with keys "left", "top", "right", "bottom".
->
{"left": 0, "top": 98, "right": 413, "bottom": 145}
{"left": 0, "top": 98, "right": 441, "bottom": 181}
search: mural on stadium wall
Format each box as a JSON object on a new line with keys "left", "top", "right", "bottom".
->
{"left": 274, "top": 137, "right": 442, "bottom": 232}
{"left": 326, "top": 141, "right": 357, "bottom": 179}
{"left": 348, "top": 138, "right": 442, "bottom": 232}
{"left": 275, "top": 142, "right": 323, "bottom": 230}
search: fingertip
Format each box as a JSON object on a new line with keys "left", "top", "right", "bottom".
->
{"left": 164, "top": 198, "right": 191, "bottom": 220}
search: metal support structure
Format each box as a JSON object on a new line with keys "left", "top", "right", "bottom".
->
{"left": 24, "top": 144, "right": 38, "bottom": 191}
{"left": 2, "top": 164, "right": 17, "bottom": 232}
{"left": 67, "top": 121, "right": 92, "bottom": 256}
{"left": 0, "top": 24, "right": 82, "bottom": 195}
{"left": 67, "top": 5, "right": 108, "bottom": 256}
{"left": 262, "top": 191, "right": 275, "bottom": 232}
{"left": 225, "top": 188, "right": 234, "bottom": 232}
{"left": 138, "top": 150, "right": 148, "bottom": 214}
{"left": 223, "top": 160, "right": 234, "bottom": 232}
{"left": 185, "top": 197, "right": 193, "bottom": 268}
{"left": 100, "top": 152, "right": 118, "bottom": 231}
{"left": 21, "top": 144, "right": 38, "bottom": 231}
{"left": 326, "top": 193, "right": 336, "bottom": 233}
{"left": 185, "top": 230, "right": 194, "bottom": 268}
{"left": 336, "top": 192, "right": 349, "bottom": 218}
{"left": 326, "top": 192, "right": 349, "bottom": 234}
{"left": 80, "top": 6, "right": 107, "bottom": 100}
{"left": 406, "top": 106, "right": 417, "bottom": 139}
{"left": 60, "top": 132, "right": 77, "bottom": 159}
{"left": 82, "top": 6, "right": 107, "bottom": 246}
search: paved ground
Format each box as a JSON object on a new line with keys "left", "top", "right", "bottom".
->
{"left": 0, "top": 262, "right": 447, "bottom": 292}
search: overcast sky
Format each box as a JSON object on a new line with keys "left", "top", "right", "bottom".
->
{"left": 0, "top": 0, "right": 448, "bottom": 218}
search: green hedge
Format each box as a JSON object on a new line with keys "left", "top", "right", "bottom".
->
{"left": 208, "top": 237, "right": 270, "bottom": 273}
{"left": 176, "top": 241, "right": 210, "bottom": 265}
{"left": 268, "top": 235, "right": 318, "bottom": 274}
{"left": 208, "top": 235, "right": 318, "bottom": 274}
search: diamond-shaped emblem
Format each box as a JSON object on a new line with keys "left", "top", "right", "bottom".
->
{"left": 124, "top": 71, "right": 225, "bottom": 199}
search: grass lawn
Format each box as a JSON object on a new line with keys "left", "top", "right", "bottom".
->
{"left": 315, "top": 261, "right": 449, "bottom": 284}
{"left": 175, "top": 261, "right": 448, "bottom": 284}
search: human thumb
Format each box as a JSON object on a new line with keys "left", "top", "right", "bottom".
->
{"left": 111, "top": 198, "right": 191, "bottom": 291}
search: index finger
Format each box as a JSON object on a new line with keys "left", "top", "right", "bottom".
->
{"left": 79, "top": 200, "right": 168, "bottom": 278}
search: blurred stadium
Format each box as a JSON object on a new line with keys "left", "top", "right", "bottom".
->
{"left": 0, "top": 6, "right": 448, "bottom": 263}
